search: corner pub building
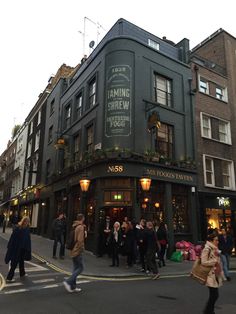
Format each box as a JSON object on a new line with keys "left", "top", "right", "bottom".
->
{"left": 40, "top": 18, "right": 198, "bottom": 254}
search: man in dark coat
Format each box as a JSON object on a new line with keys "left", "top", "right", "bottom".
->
{"left": 5, "top": 216, "right": 31, "bottom": 282}
{"left": 52, "top": 211, "right": 66, "bottom": 259}
{"left": 218, "top": 228, "right": 233, "bottom": 281}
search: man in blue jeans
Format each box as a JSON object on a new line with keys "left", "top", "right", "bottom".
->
{"left": 219, "top": 228, "right": 233, "bottom": 281}
{"left": 63, "top": 214, "right": 86, "bottom": 292}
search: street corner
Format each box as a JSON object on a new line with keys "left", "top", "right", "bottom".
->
{"left": 0, "top": 273, "right": 6, "bottom": 291}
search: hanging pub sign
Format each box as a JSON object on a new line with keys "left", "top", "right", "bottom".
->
{"left": 105, "top": 65, "right": 132, "bottom": 137}
{"left": 148, "top": 111, "right": 161, "bottom": 131}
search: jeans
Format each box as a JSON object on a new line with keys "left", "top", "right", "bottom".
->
{"left": 221, "top": 254, "right": 229, "bottom": 278}
{"left": 53, "top": 234, "right": 65, "bottom": 257}
{"left": 66, "top": 254, "right": 84, "bottom": 290}
{"left": 204, "top": 287, "right": 219, "bottom": 314}
{"left": 7, "top": 250, "right": 26, "bottom": 280}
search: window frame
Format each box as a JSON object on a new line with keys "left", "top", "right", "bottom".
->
{"left": 64, "top": 103, "right": 72, "bottom": 129}
{"left": 148, "top": 39, "right": 160, "bottom": 51}
{"left": 199, "top": 77, "right": 209, "bottom": 94}
{"left": 88, "top": 76, "right": 97, "bottom": 109}
{"left": 74, "top": 91, "right": 83, "bottom": 121}
{"left": 153, "top": 73, "right": 172, "bottom": 107}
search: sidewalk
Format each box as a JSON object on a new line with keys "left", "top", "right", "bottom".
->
{"left": 1, "top": 228, "right": 236, "bottom": 278}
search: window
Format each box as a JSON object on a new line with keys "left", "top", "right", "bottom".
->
{"left": 205, "top": 157, "right": 214, "bottom": 186}
{"left": 154, "top": 74, "right": 172, "bottom": 107}
{"left": 148, "top": 39, "right": 159, "bottom": 50}
{"left": 50, "top": 99, "right": 55, "bottom": 115}
{"left": 199, "top": 78, "right": 209, "bottom": 94}
{"left": 37, "top": 110, "right": 41, "bottom": 125}
{"left": 201, "top": 114, "right": 211, "bottom": 138}
{"left": 203, "top": 155, "right": 235, "bottom": 190}
{"left": 75, "top": 93, "right": 82, "bottom": 120}
{"left": 64, "top": 104, "right": 71, "bottom": 129}
{"left": 35, "top": 130, "right": 40, "bottom": 151}
{"left": 27, "top": 140, "right": 32, "bottom": 158}
{"left": 48, "top": 126, "right": 53, "bottom": 143}
{"left": 86, "top": 125, "right": 94, "bottom": 153}
{"left": 73, "top": 134, "right": 80, "bottom": 161}
{"left": 201, "top": 113, "right": 231, "bottom": 144}
{"left": 156, "top": 123, "right": 173, "bottom": 158}
{"left": 172, "top": 185, "right": 189, "bottom": 233}
{"left": 46, "top": 159, "right": 51, "bottom": 184}
{"left": 216, "top": 87, "right": 223, "bottom": 100}
{"left": 29, "top": 121, "right": 33, "bottom": 135}
{"left": 88, "top": 78, "right": 96, "bottom": 108}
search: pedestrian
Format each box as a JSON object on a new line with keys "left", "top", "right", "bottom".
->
{"left": 5, "top": 216, "right": 31, "bottom": 282}
{"left": 136, "top": 219, "right": 147, "bottom": 272}
{"left": 201, "top": 233, "right": 224, "bottom": 314}
{"left": 123, "top": 221, "right": 135, "bottom": 267}
{"left": 145, "top": 221, "right": 160, "bottom": 280}
{"left": 10, "top": 211, "right": 19, "bottom": 230}
{"left": 52, "top": 211, "right": 65, "bottom": 259}
{"left": 157, "top": 222, "right": 168, "bottom": 267}
{"left": 218, "top": 228, "right": 233, "bottom": 281}
{"left": 63, "top": 213, "right": 86, "bottom": 293}
{"left": 108, "top": 221, "right": 122, "bottom": 267}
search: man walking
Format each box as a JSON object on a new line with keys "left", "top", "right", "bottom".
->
{"left": 219, "top": 228, "right": 233, "bottom": 281}
{"left": 63, "top": 213, "right": 86, "bottom": 293}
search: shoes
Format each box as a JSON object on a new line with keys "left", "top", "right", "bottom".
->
{"left": 72, "top": 288, "right": 82, "bottom": 292}
{"left": 158, "top": 261, "right": 162, "bottom": 268}
{"left": 20, "top": 274, "right": 28, "bottom": 278}
{"left": 6, "top": 278, "right": 15, "bottom": 283}
{"left": 152, "top": 273, "right": 160, "bottom": 280}
{"left": 226, "top": 276, "right": 231, "bottom": 281}
{"left": 63, "top": 281, "right": 73, "bottom": 293}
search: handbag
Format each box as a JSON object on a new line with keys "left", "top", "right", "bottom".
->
{"left": 190, "top": 257, "right": 212, "bottom": 284}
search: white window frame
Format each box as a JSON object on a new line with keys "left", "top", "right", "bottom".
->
{"left": 29, "top": 121, "right": 33, "bottom": 135}
{"left": 203, "top": 155, "right": 215, "bottom": 187}
{"left": 148, "top": 39, "right": 160, "bottom": 51}
{"left": 203, "top": 154, "right": 235, "bottom": 190}
{"left": 200, "top": 113, "right": 211, "bottom": 138}
{"left": 219, "top": 120, "right": 231, "bottom": 144}
{"left": 37, "top": 110, "right": 41, "bottom": 125}
{"left": 199, "top": 77, "right": 209, "bottom": 94}
{"left": 35, "top": 130, "right": 40, "bottom": 151}
{"left": 27, "top": 140, "right": 32, "bottom": 158}
{"left": 215, "top": 85, "right": 228, "bottom": 102}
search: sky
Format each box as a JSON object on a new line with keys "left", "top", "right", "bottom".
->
{"left": 0, "top": 0, "right": 235, "bottom": 154}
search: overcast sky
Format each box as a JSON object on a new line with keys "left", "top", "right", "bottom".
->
{"left": 0, "top": 0, "right": 235, "bottom": 153}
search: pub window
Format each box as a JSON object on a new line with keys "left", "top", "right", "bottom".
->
{"left": 156, "top": 123, "right": 173, "bottom": 158}
{"left": 154, "top": 74, "right": 172, "bottom": 107}
{"left": 172, "top": 186, "right": 189, "bottom": 233}
{"left": 86, "top": 124, "right": 94, "bottom": 153}
{"left": 88, "top": 77, "right": 96, "bottom": 108}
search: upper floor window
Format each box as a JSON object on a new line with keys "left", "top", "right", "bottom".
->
{"left": 75, "top": 93, "right": 82, "bottom": 120}
{"left": 86, "top": 125, "right": 94, "bottom": 153}
{"left": 200, "top": 113, "right": 231, "bottom": 144}
{"left": 203, "top": 155, "right": 235, "bottom": 190}
{"left": 27, "top": 140, "right": 32, "bottom": 158}
{"left": 46, "top": 159, "right": 51, "bottom": 184}
{"left": 154, "top": 74, "right": 172, "bottom": 107}
{"left": 88, "top": 78, "right": 96, "bottom": 108}
{"left": 156, "top": 123, "right": 173, "bottom": 158}
{"left": 29, "top": 121, "right": 33, "bottom": 135}
{"left": 35, "top": 130, "right": 40, "bottom": 151}
{"left": 148, "top": 39, "right": 160, "bottom": 51}
{"left": 37, "top": 110, "right": 41, "bottom": 125}
{"left": 199, "top": 78, "right": 209, "bottom": 94}
{"left": 64, "top": 104, "right": 71, "bottom": 129}
{"left": 48, "top": 126, "right": 53, "bottom": 144}
{"left": 50, "top": 99, "right": 55, "bottom": 115}
{"left": 73, "top": 134, "right": 80, "bottom": 161}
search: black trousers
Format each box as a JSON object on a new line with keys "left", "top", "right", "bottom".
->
{"left": 53, "top": 234, "right": 65, "bottom": 257}
{"left": 111, "top": 244, "right": 119, "bottom": 266}
{"left": 146, "top": 249, "right": 158, "bottom": 274}
{"left": 204, "top": 287, "right": 219, "bottom": 314}
{"left": 139, "top": 247, "right": 146, "bottom": 270}
{"left": 7, "top": 251, "right": 25, "bottom": 280}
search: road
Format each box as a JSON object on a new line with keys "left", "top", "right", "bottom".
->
{"left": 1, "top": 237, "right": 236, "bottom": 314}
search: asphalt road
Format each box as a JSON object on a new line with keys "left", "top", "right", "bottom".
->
{"left": 1, "top": 236, "right": 236, "bottom": 314}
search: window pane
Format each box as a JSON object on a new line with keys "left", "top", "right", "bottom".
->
{"left": 206, "top": 172, "right": 213, "bottom": 184}
{"left": 205, "top": 158, "right": 212, "bottom": 171}
{"left": 154, "top": 74, "right": 172, "bottom": 107}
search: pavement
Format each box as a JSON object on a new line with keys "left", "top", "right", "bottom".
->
{"left": 1, "top": 228, "right": 236, "bottom": 281}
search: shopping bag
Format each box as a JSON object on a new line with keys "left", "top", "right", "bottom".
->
{"left": 190, "top": 258, "right": 211, "bottom": 284}
{"left": 170, "top": 251, "right": 183, "bottom": 262}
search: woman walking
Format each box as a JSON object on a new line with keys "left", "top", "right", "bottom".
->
{"left": 109, "top": 222, "right": 122, "bottom": 267}
{"left": 201, "top": 233, "right": 223, "bottom": 314}
{"left": 5, "top": 216, "right": 31, "bottom": 282}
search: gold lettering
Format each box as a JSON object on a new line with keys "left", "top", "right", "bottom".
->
{"left": 107, "top": 165, "right": 124, "bottom": 173}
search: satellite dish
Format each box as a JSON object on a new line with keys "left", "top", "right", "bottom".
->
{"left": 89, "top": 40, "right": 95, "bottom": 49}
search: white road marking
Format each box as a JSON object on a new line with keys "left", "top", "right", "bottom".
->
{"left": 5, "top": 282, "right": 23, "bottom": 288}
{"left": 32, "top": 278, "right": 55, "bottom": 284}
{"left": 4, "top": 289, "right": 29, "bottom": 294}
{"left": 42, "top": 284, "right": 59, "bottom": 289}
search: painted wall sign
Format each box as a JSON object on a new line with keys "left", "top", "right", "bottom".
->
{"left": 105, "top": 65, "right": 132, "bottom": 137}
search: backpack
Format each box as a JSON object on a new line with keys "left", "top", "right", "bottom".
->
{"left": 66, "top": 226, "right": 76, "bottom": 250}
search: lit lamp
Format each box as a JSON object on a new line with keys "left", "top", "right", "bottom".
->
{"left": 79, "top": 175, "right": 91, "bottom": 215}
{"left": 140, "top": 177, "right": 152, "bottom": 191}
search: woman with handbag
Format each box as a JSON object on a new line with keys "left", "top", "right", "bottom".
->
{"left": 201, "top": 233, "right": 224, "bottom": 314}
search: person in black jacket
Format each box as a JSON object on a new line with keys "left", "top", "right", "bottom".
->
{"left": 218, "top": 228, "right": 233, "bottom": 281}
{"left": 157, "top": 222, "right": 168, "bottom": 267}
{"left": 136, "top": 219, "right": 147, "bottom": 272}
{"left": 5, "top": 216, "right": 31, "bottom": 282}
{"left": 52, "top": 211, "right": 66, "bottom": 259}
{"left": 145, "top": 221, "right": 160, "bottom": 280}
{"left": 123, "top": 221, "right": 136, "bottom": 267}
